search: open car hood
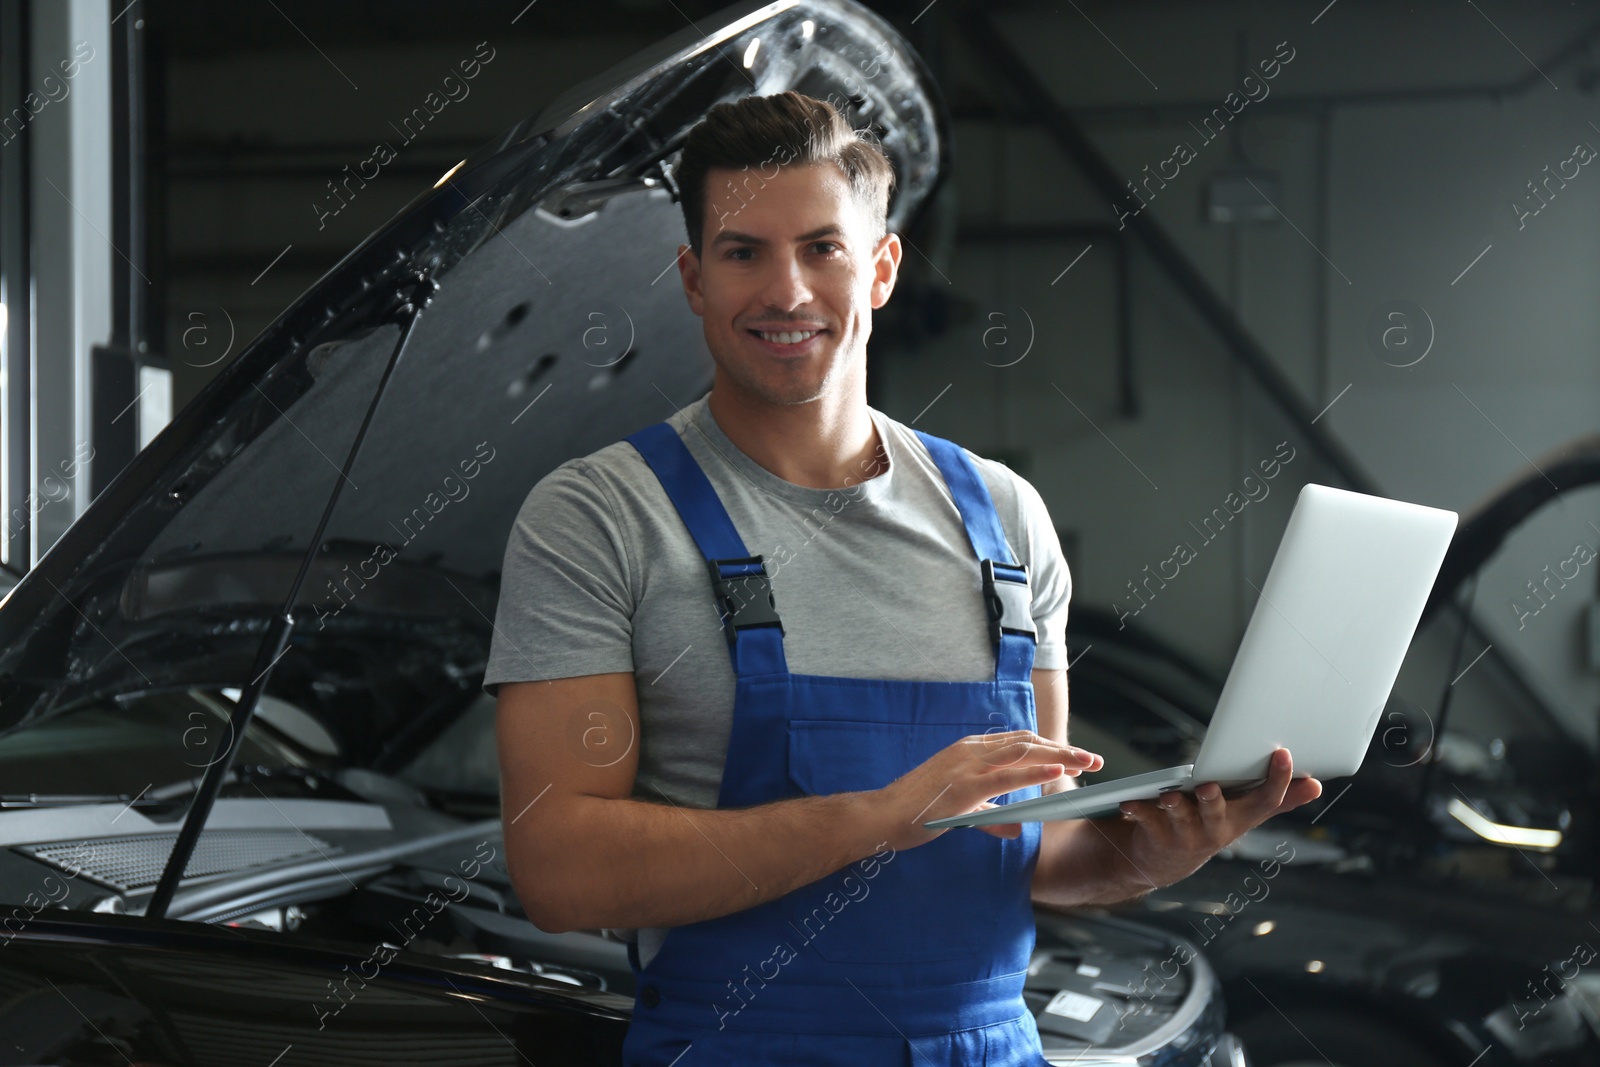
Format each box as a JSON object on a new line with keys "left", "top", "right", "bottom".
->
{"left": 1420, "top": 432, "right": 1600, "bottom": 623}
{"left": 0, "top": 0, "right": 947, "bottom": 748}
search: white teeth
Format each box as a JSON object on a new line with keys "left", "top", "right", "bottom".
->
{"left": 756, "top": 330, "right": 819, "bottom": 345}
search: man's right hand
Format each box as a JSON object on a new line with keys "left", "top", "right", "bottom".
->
{"left": 867, "top": 730, "right": 1102, "bottom": 851}
{"left": 499, "top": 678, "right": 1100, "bottom": 933}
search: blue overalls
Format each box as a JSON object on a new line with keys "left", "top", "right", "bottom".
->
{"left": 620, "top": 420, "right": 1051, "bottom": 1066}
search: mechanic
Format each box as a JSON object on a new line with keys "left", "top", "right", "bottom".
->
{"left": 487, "top": 91, "right": 1322, "bottom": 1066}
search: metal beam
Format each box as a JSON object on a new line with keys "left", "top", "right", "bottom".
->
{"left": 0, "top": 0, "right": 33, "bottom": 582}
{"left": 958, "top": 4, "right": 1567, "bottom": 739}
{"left": 28, "top": 0, "right": 115, "bottom": 562}
{"left": 958, "top": 5, "right": 1377, "bottom": 494}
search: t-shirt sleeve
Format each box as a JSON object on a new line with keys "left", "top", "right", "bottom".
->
{"left": 1015, "top": 475, "right": 1072, "bottom": 671}
{"left": 481, "top": 460, "right": 636, "bottom": 698}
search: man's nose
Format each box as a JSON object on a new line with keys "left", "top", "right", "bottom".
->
{"left": 761, "top": 254, "right": 813, "bottom": 310}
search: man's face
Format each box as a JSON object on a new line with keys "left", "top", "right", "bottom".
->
{"left": 678, "top": 161, "right": 901, "bottom": 408}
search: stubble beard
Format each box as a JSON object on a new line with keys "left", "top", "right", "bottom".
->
{"left": 718, "top": 341, "right": 840, "bottom": 408}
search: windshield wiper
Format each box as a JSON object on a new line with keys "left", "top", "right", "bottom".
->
{"left": 0, "top": 793, "right": 168, "bottom": 809}
{"left": 0, "top": 763, "right": 351, "bottom": 812}
{"left": 145, "top": 270, "right": 440, "bottom": 919}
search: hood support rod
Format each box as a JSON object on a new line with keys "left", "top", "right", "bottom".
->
{"left": 146, "top": 269, "right": 440, "bottom": 920}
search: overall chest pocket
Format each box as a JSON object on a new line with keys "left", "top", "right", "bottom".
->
{"left": 782, "top": 718, "right": 1038, "bottom": 966}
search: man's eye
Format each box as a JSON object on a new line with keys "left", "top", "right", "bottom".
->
{"left": 728, "top": 248, "right": 754, "bottom": 260}
{"left": 812, "top": 242, "right": 840, "bottom": 254}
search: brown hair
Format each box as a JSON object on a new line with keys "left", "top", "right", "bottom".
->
{"left": 675, "top": 91, "right": 896, "bottom": 258}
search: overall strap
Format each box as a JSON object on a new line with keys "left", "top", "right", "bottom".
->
{"left": 626, "top": 422, "right": 788, "bottom": 677}
{"left": 913, "top": 430, "right": 1037, "bottom": 682}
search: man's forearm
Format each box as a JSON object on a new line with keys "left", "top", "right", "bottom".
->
{"left": 1030, "top": 816, "right": 1158, "bottom": 909}
{"left": 510, "top": 791, "right": 887, "bottom": 932}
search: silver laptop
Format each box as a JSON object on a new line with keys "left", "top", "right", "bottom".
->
{"left": 925, "top": 483, "right": 1458, "bottom": 828}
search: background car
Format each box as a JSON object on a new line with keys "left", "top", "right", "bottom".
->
{"left": 1061, "top": 442, "right": 1600, "bottom": 1066}
{"left": 0, "top": 1, "right": 1242, "bottom": 1063}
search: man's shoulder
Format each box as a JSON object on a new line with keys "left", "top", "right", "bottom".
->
{"left": 966, "top": 449, "right": 1034, "bottom": 509}
{"left": 510, "top": 427, "right": 683, "bottom": 541}
{"left": 548, "top": 401, "right": 701, "bottom": 492}
{"left": 527, "top": 431, "right": 661, "bottom": 496}
{"left": 568, "top": 436, "right": 653, "bottom": 482}
{"left": 878, "top": 410, "right": 1037, "bottom": 514}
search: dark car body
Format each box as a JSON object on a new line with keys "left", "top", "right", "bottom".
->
{"left": 0, "top": 0, "right": 1241, "bottom": 1063}
{"left": 1061, "top": 443, "right": 1600, "bottom": 1066}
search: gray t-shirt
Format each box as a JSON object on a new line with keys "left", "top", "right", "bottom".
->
{"left": 483, "top": 391, "right": 1071, "bottom": 965}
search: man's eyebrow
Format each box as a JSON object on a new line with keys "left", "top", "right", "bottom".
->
{"left": 710, "top": 225, "right": 845, "bottom": 247}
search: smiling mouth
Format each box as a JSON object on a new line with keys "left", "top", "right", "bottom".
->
{"left": 748, "top": 328, "right": 825, "bottom": 346}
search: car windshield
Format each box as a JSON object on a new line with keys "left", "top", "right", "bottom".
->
{"left": 398, "top": 692, "right": 500, "bottom": 799}
{"left": 0, "top": 680, "right": 498, "bottom": 810}
{"left": 0, "top": 689, "right": 327, "bottom": 799}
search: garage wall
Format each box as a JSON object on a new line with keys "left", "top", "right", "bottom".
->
{"left": 875, "top": 0, "right": 1600, "bottom": 747}
{"left": 1328, "top": 93, "right": 1600, "bottom": 747}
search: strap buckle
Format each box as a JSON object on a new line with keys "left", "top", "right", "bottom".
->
{"left": 706, "top": 556, "right": 784, "bottom": 648}
{"left": 981, "top": 559, "right": 1036, "bottom": 648}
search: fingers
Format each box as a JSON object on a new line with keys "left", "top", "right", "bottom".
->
{"left": 1231, "top": 748, "right": 1294, "bottom": 822}
{"left": 1193, "top": 750, "right": 1322, "bottom": 824}
{"left": 1117, "top": 796, "right": 1167, "bottom": 825}
{"left": 1120, "top": 785, "right": 1223, "bottom": 837}
{"left": 908, "top": 733, "right": 1106, "bottom": 839}
{"left": 1157, "top": 789, "right": 1196, "bottom": 829}
{"left": 1263, "top": 747, "right": 1294, "bottom": 802}
{"left": 1193, "top": 781, "right": 1227, "bottom": 827}
{"left": 980, "top": 762, "right": 1067, "bottom": 799}
{"left": 1278, "top": 775, "right": 1323, "bottom": 813}
{"left": 1108, "top": 752, "right": 1323, "bottom": 891}
{"left": 971, "top": 802, "right": 1023, "bottom": 840}
{"left": 968, "top": 732, "right": 1102, "bottom": 774}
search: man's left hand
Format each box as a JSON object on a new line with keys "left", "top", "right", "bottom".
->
{"left": 1115, "top": 747, "right": 1321, "bottom": 891}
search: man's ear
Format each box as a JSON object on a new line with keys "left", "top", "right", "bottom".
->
{"left": 869, "top": 231, "right": 902, "bottom": 310}
{"left": 677, "top": 243, "right": 705, "bottom": 317}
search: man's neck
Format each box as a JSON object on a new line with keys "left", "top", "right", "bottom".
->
{"left": 706, "top": 386, "right": 888, "bottom": 490}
